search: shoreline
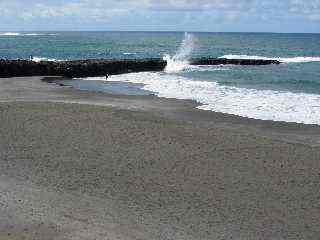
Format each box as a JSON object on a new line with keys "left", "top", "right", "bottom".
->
{"left": 0, "top": 76, "right": 320, "bottom": 239}
{"left": 2, "top": 75, "right": 320, "bottom": 146}
{"left": 38, "top": 76, "right": 320, "bottom": 145}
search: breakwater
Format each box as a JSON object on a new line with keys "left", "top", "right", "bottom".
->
{"left": 191, "top": 58, "right": 280, "bottom": 65}
{"left": 0, "top": 58, "right": 280, "bottom": 78}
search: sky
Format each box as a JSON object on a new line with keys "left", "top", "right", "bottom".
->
{"left": 0, "top": 0, "right": 319, "bottom": 33}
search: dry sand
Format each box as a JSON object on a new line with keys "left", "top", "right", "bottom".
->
{"left": 0, "top": 77, "right": 319, "bottom": 240}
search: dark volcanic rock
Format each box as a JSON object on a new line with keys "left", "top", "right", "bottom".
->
{"left": 0, "top": 58, "right": 280, "bottom": 78}
{"left": 0, "top": 59, "right": 167, "bottom": 78}
{"left": 190, "top": 58, "right": 280, "bottom": 65}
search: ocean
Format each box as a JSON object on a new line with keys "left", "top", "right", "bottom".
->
{"left": 1, "top": 31, "right": 320, "bottom": 124}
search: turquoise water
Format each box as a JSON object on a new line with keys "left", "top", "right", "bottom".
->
{"left": 1, "top": 32, "right": 319, "bottom": 60}
{"left": 1, "top": 31, "right": 320, "bottom": 124}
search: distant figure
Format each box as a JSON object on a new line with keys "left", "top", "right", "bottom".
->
{"left": 105, "top": 74, "right": 109, "bottom": 80}
{"left": 29, "top": 55, "right": 33, "bottom": 61}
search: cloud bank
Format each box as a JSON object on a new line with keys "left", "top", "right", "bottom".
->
{"left": 0, "top": 0, "right": 319, "bottom": 32}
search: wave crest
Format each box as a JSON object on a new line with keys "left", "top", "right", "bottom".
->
{"left": 220, "top": 54, "right": 320, "bottom": 63}
{"left": 32, "top": 57, "right": 63, "bottom": 62}
{"left": 0, "top": 32, "right": 58, "bottom": 36}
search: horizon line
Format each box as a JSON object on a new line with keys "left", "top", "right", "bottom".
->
{"left": 1, "top": 30, "right": 320, "bottom": 34}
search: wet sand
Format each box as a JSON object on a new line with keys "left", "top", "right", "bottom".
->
{"left": 0, "top": 77, "right": 319, "bottom": 239}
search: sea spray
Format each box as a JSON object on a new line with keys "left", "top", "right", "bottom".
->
{"left": 163, "top": 32, "right": 197, "bottom": 73}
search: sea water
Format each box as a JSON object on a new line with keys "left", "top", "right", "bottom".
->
{"left": 1, "top": 31, "right": 320, "bottom": 124}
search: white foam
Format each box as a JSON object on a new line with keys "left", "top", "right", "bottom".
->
{"left": 32, "top": 57, "right": 62, "bottom": 62}
{"left": 220, "top": 54, "right": 320, "bottom": 63}
{"left": 184, "top": 65, "right": 230, "bottom": 72}
{"left": 0, "top": 32, "right": 21, "bottom": 36}
{"left": 279, "top": 56, "right": 320, "bottom": 63}
{"left": 123, "top": 52, "right": 136, "bottom": 55}
{"left": 0, "top": 32, "right": 58, "bottom": 36}
{"left": 74, "top": 76, "right": 106, "bottom": 81}
{"left": 83, "top": 72, "right": 320, "bottom": 125}
{"left": 163, "top": 32, "right": 197, "bottom": 73}
{"left": 24, "top": 33, "right": 46, "bottom": 36}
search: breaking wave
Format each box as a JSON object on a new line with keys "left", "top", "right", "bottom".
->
{"left": 0, "top": 32, "right": 58, "bottom": 36}
{"left": 83, "top": 72, "right": 320, "bottom": 125}
{"left": 220, "top": 55, "right": 320, "bottom": 63}
{"left": 32, "top": 57, "right": 63, "bottom": 62}
{"left": 78, "top": 33, "right": 320, "bottom": 125}
{"left": 163, "top": 32, "right": 197, "bottom": 73}
{"left": 123, "top": 52, "right": 136, "bottom": 55}
{"left": 0, "top": 32, "right": 21, "bottom": 36}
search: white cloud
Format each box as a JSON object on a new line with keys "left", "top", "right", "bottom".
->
{"left": 289, "top": 0, "right": 320, "bottom": 21}
{"left": 0, "top": 0, "right": 248, "bottom": 24}
{"left": 0, "top": 0, "right": 309, "bottom": 17}
{"left": 147, "top": 0, "right": 251, "bottom": 11}
{"left": 0, "top": 0, "right": 319, "bottom": 31}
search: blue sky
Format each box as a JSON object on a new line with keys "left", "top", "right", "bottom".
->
{"left": 0, "top": 0, "right": 319, "bottom": 33}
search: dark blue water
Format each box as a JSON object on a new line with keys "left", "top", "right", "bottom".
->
{"left": 1, "top": 31, "right": 320, "bottom": 60}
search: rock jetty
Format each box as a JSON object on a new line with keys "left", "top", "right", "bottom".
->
{"left": 191, "top": 58, "right": 280, "bottom": 65}
{"left": 0, "top": 58, "right": 280, "bottom": 78}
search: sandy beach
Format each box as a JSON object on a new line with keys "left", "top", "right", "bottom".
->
{"left": 0, "top": 76, "right": 320, "bottom": 240}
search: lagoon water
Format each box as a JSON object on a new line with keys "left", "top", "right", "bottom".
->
{"left": 1, "top": 31, "right": 320, "bottom": 124}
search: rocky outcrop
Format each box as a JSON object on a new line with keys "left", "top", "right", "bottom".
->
{"left": 0, "top": 59, "right": 166, "bottom": 78}
{"left": 190, "top": 58, "right": 280, "bottom": 65}
{"left": 0, "top": 58, "right": 280, "bottom": 78}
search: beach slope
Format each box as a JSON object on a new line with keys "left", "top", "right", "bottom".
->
{"left": 0, "top": 77, "right": 319, "bottom": 240}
